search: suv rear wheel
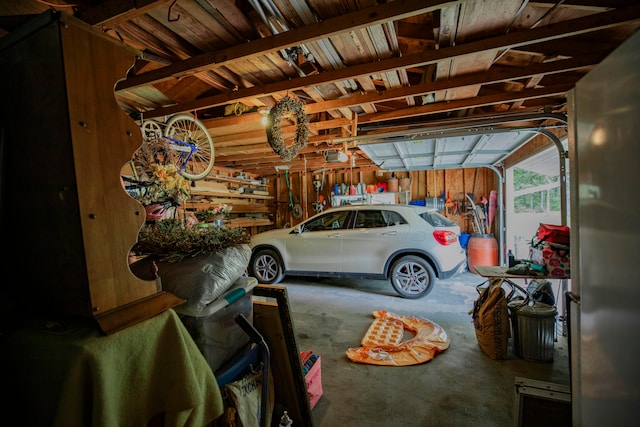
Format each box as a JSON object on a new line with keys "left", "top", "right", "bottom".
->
{"left": 390, "top": 255, "right": 435, "bottom": 299}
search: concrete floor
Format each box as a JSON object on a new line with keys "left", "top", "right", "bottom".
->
{"left": 282, "top": 270, "right": 570, "bottom": 427}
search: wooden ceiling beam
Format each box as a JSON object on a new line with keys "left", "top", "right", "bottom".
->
{"left": 215, "top": 132, "right": 346, "bottom": 156}
{"left": 139, "top": 5, "right": 640, "bottom": 118}
{"left": 358, "top": 83, "right": 573, "bottom": 124}
{"left": 177, "top": 53, "right": 599, "bottom": 133}
{"left": 75, "top": 0, "right": 167, "bottom": 27}
{"left": 115, "top": 0, "right": 459, "bottom": 92}
{"left": 213, "top": 87, "right": 568, "bottom": 166}
{"left": 302, "top": 53, "right": 602, "bottom": 113}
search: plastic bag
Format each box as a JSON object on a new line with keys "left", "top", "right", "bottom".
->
{"left": 156, "top": 244, "right": 251, "bottom": 313}
{"left": 129, "top": 244, "right": 251, "bottom": 315}
{"left": 217, "top": 364, "right": 274, "bottom": 427}
{"left": 527, "top": 279, "right": 555, "bottom": 306}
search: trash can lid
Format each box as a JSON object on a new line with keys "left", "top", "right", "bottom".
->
{"left": 515, "top": 301, "right": 557, "bottom": 318}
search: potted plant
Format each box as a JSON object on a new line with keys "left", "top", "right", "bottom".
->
{"left": 130, "top": 219, "right": 251, "bottom": 312}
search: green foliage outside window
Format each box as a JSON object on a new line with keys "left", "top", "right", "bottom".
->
{"left": 513, "top": 168, "right": 561, "bottom": 213}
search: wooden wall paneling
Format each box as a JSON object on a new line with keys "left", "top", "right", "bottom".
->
{"left": 422, "top": 170, "right": 428, "bottom": 200}
{"left": 429, "top": 170, "right": 438, "bottom": 199}
{"left": 266, "top": 165, "right": 493, "bottom": 230}
{"left": 423, "top": 170, "right": 429, "bottom": 198}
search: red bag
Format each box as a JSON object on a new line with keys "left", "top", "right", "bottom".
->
{"left": 532, "top": 223, "right": 570, "bottom": 247}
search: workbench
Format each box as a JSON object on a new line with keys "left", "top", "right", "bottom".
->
{"left": 473, "top": 265, "right": 569, "bottom": 280}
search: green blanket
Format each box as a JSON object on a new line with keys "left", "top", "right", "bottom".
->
{"left": 4, "top": 309, "right": 223, "bottom": 427}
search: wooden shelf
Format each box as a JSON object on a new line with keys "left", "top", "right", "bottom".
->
{"left": 186, "top": 201, "right": 269, "bottom": 213}
{"left": 227, "top": 218, "right": 273, "bottom": 227}
{"left": 204, "top": 174, "right": 266, "bottom": 188}
{"left": 190, "top": 190, "right": 273, "bottom": 200}
{"left": 186, "top": 166, "right": 273, "bottom": 236}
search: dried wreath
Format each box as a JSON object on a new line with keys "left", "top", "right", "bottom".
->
{"left": 266, "top": 96, "right": 309, "bottom": 161}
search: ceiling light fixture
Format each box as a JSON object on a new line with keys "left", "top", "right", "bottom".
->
{"left": 258, "top": 108, "right": 270, "bottom": 126}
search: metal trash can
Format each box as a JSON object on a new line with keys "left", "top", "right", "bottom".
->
{"left": 508, "top": 301, "right": 557, "bottom": 362}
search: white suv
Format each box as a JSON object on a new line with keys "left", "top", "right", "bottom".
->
{"left": 248, "top": 204, "right": 466, "bottom": 298}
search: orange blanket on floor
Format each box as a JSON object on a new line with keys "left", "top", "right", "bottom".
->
{"left": 346, "top": 310, "right": 450, "bottom": 366}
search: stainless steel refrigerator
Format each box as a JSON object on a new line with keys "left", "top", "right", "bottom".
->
{"left": 567, "top": 29, "right": 640, "bottom": 426}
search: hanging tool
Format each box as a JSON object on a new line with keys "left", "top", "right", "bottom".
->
{"left": 488, "top": 190, "right": 497, "bottom": 231}
{"left": 457, "top": 192, "right": 466, "bottom": 213}
{"left": 465, "top": 193, "right": 483, "bottom": 234}
{"left": 292, "top": 197, "right": 303, "bottom": 219}
{"left": 444, "top": 191, "right": 454, "bottom": 217}
{"left": 285, "top": 169, "right": 293, "bottom": 211}
{"left": 285, "top": 169, "right": 303, "bottom": 219}
{"left": 480, "top": 195, "right": 489, "bottom": 233}
{"left": 312, "top": 169, "right": 327, "bottom": 213}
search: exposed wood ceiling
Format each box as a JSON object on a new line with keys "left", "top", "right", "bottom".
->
{"left": 1, "top": 0, "right": 639, "bottom": 176}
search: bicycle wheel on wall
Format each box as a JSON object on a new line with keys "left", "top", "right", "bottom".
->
{"left": 164, "top": 113, "right": 215, "bottom": 180}
{"left": 140, "top": 120, "right": 163, "bottom": 141}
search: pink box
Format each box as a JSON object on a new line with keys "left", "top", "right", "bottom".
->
{"left": 301, "top": 351, "right": 323, "bottom": 409}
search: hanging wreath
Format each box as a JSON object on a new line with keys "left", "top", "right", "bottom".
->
{"left": 266, "top": 96, "right": 310, "bottom": 161}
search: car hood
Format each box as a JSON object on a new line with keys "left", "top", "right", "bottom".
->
{"left": 250, "top": 227, "right": 295, "bottom": 247}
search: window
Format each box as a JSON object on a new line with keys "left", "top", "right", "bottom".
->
{"left": 303, "top": 210, "right": 351, "bottom": 231}
{"left": 355, "top": 210, "right": 407, "bottom": 228}
{"left": 381, "top": 210, "right": 406, "bottom": 226}
{"left": 420, "top": 211, "right": 456, "bottom": 227}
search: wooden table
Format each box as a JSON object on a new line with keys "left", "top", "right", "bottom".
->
{"left": 473, "top": 265, "right": 569, "bottom": 280}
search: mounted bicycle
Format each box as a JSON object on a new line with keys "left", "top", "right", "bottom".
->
{"left": 138, "top": 113, "right": 215, "bottom": 181}
{"left": 122, "top": 112, "right": 214, "bottom": 222}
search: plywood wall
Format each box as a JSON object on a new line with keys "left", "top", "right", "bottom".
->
{"left": 266, "top": 167, "right": 500, "bottom": 234}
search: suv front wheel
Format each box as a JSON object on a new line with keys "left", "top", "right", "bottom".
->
{"left": 389, "top": 255, "right": 435, "bottom": 299}
{"left": 249, "top": 248, "right": 284, "bottom": 284}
